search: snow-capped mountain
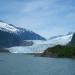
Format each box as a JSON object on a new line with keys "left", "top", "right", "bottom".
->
{"left": 0, "top": 20, "right": 45, "bottom": 40}
{"left": 0, "top": 20, "right": 18, "bottom": 33}
{"left": 0, "top": 20, "right": 45, "bottom": 48}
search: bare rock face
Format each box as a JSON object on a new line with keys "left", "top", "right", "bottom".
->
{"left": 69, "top": 33, "right": 75, "bottom": 45}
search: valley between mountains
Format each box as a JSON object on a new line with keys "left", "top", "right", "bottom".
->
{"left": 0, "top": 20, "right": 75, "bottom": 58}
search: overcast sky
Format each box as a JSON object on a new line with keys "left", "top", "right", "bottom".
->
{"left": 0, "top": 0, "right": 75, "bottom": 39}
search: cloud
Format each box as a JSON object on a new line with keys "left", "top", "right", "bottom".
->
{"left": 0, "top": 0, "right": 75, "bottom": 38}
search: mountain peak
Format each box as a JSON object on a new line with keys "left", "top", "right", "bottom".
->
{"left": 0, "top": 20, "right": 46, "bottom": 40}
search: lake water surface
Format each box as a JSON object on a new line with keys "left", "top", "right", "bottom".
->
{"left": 0, "top": 53, "right": 75, "bottom": 75}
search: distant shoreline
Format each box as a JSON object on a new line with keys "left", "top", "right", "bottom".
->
{"left": 0, "top": 48, "right": 10, "bottom": 53}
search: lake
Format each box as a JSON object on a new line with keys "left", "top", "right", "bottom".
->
{"left": 0, "top": 53, "right": 75, "bottom": 75}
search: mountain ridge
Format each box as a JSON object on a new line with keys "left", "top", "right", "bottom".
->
{"left": 0, "top": 20, "right": 46, "bottom": 48}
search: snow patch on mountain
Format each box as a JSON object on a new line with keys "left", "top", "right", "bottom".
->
{"left": 48, "top": 33, "right": 73, "bottom": 45}
{"left": 0, "top": 22, "right": 18, "bottom": 32}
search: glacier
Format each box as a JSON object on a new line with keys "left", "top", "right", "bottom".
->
{"left": 7, "top": 33, "right": 73, "bottom": 53}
